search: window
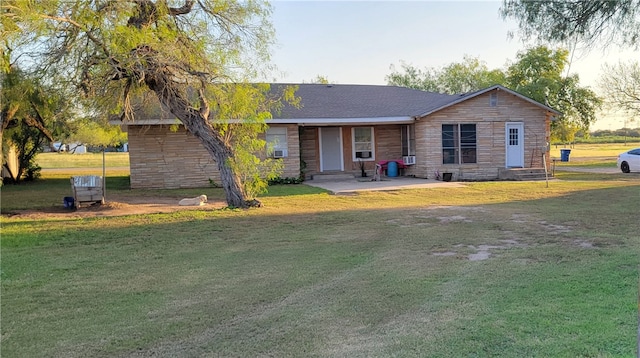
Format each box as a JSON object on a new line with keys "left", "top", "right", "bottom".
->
{"left": 401, "top": 124, "right": 416, "bottom": 157}
{"left": 352, "top": 127, "right": 374, "bottom": 160}
{"left": 509, "top": 127, "right": 519, "bottom": 145}
{"left": 490, "top": 92, "right": 498, "bottom": 107}
{"left": 266, "top": 127, "right": 287, "bottom": 157}
{"left": 442, "top": 124, "right": 476, "bottom": 164}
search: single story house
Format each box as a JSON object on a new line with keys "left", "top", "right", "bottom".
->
{"left": 120, "top": 84, "right": 559, "bottom": 189}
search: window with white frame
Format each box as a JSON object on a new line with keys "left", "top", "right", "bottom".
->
{"left": 266, "top": 127, "right": 288, "bottom": 157}
{"left": 442, "top": 124, "right": 476, "bottom": 164}
{"left": 352, "top": 127, "right": 374, "bottom": 160}
{"left": 401, "top": 124, "right": 416, "bottom": 157}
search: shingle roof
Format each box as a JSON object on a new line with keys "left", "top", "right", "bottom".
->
{"left": 271, "top": 84, "right": 458, "bottom": 119}
{"left": 417, "top": 84, "right": 561, "bottom": 117}
{"left": 119, "top": 83, "right": 559, "bottom": 126}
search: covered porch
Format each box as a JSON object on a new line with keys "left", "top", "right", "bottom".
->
{"left": 298, "top": 123, "right": 416, "bottom": 180}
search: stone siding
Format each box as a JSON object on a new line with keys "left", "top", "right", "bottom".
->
{"left": 414, "top": 89, "right": 551, "bottom": 180}
{"left": 128, "top": 124, "right": 300, "bottom": 189}
{"left": 127, "top": 88, "right": 552, "bottom": 187}
{"left": 300, "top": 125, "right": 406, "bottom": 178}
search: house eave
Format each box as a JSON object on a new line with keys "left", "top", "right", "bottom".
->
{"left": 112, "top": 116, "right": 416, "bottom": 127}
{"left": 267, "top": 116, "right": 415, "bottom": 126}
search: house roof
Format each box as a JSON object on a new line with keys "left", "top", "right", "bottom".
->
{"left": 267, "top": 84, "right": 559, "bottom": 125}
{"left": 271, "top": 84, "right": 457, "bottom": 120}
{"left": 116, "top": 83, "right": 559, "bottom": 126}
{"left": 416, "top": 84, "right": 561, "bottom": 118}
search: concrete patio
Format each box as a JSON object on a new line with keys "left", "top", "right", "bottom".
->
{"left": 304, "top": 176, "right": 465, "bottom": 194}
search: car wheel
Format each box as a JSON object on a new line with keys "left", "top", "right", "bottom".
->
{"left": 621, "top": 162, "right": 630, "bottom": 173}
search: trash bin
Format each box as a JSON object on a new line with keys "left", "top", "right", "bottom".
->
{"left": 387, "top": 161, "right": 399, "bottom": 177}
{"left": 63, "top": 196, "right": 75, "bottom": 209}
{"left": 442, "top": 173, "right": 453, "bottom": 182}
{"left": 560, "top": 149, "right": 571, "bottom": 162}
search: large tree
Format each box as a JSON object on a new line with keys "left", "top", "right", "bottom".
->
{"left": 386, "top": 56, "right": 505, "bottom": 94}
{"left": 4, "top": 0, "right": 288, "bottom": 208}
{"left": 505, "top": 46, "right": 602, "bottom": 137}
{"left": 501, "top": 0, "right": 640, "bottom": 48}
{"left": 1, "top": 64, "right": 72, "bottom": 183}
{"left": 599, "top": 61, "right": 640, "bottom": 122}
{"left": 386, "top": 46, "right": 602, "bottom": 137}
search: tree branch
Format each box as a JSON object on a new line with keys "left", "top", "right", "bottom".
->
{"left": 26, "top": 104, "right": 55, "bottom": 142}
{"left": 39, "top": 14, "right": 112, "bottom": 59}
{"left": 168, "top": 0, "right": 195, "bottom": 16}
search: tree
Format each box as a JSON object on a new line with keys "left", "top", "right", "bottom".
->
{"left": 599, "top": 61, "right": 640, "bottom": 122}
{"left": 386, "top": 61, "right": 439, "bottom": 92}
{"left": 6, "top": 0, "right": 292, "bottom": 208}
{"left": 505, "top": 46, "right": 602, "bottom": 136}
{"left": 69, "top": 118, "right": 127, "bottom": 149}
{"left": 305, "top": 75, "right": 331, "bottom": 84}
{"left": 553, "top": 121, "right": 580, "bottom": 146}
{"left": 386, "top": 56, "right": 505, "bottom": 94}
{"left": 501, "top": 0, "right": 640, "bottom": 48}
{"left": 387, "top": 46, "right": 602, "bottom": 135}
{"left": 1, "top": 65, "right": 71, "bottom": 183}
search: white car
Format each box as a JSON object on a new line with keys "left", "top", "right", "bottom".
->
{"left": 617, "top": 147, "right": 640, "bottom": 173}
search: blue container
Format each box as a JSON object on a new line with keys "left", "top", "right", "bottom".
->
{"left": 560, "top": 149, "right": 571, "bottom": 162}
{"left": 387, "top": 161, "right": 399, "bottom": 177}
{"left": 63, "top": 196, "right": 75, "bottom": 209}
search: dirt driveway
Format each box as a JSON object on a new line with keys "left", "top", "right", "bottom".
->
{"left": 6, "top": 194, "right": 228, "bottom": 220}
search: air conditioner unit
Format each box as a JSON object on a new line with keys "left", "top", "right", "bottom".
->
{"left": 273, "top": 149, "right": 287, "bottom": 158}
{"left": 402, "top": 156, "right": 416, "bottom": 165}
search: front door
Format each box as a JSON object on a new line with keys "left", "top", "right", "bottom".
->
{"left": 319, "top": 127, "right": 343, "bottom": 171}
{"left": 506, "top": 122, "right": 524, "bottom": 167}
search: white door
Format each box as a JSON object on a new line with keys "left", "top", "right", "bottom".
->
{"left": 506, "top": 123, "right": 524, "bottom": 168}
{"left": 319, "top": 127, "right": 343, "bottom": 171}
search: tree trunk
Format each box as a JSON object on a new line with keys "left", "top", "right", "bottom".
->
{"left": 0, "top": 107, "right": 17, "bottom": 185}
{"left": 0, "top": 126, "right": 4, "bottom": 185}
{"left": 144, "top": 73, "right": 254, "bottom": 208}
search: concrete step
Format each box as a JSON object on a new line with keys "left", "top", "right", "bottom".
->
{"left": 499, "top": 168, "right": 551, "bottom": 181}
{"left": 311, "top": 173, "right": 356, "bottom": 181}
{"left": 513, "top": 173, "right": 550, "bottom": 181}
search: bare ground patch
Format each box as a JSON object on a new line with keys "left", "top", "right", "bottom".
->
{"left": 2, "top": 194, "right": 227, "bottom": 220}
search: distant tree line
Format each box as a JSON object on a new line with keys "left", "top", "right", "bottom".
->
{"left": 589, "top": 128, "right": 640, "bottom": 138}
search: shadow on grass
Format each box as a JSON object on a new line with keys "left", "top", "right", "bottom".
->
{"left": 555, "top": 171, "right": 640, "bottom": 181}
{"left": 1, "top": 175, "right": 330, "bottom": 212}
{"left": 1, "top": 183, "right": 638, "bottom": 357}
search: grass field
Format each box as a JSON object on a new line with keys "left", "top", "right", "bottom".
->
{"left": 551, "top": 142, "right": 640, "bottom": 167}
{"left": 2, "top": 145, "right": 639, "bottom": 357}
{"left": 36, "top": 152, "right": 130, "bottom": 169}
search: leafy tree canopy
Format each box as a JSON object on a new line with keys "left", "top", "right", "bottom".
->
{"left": 4, "top": 0, "right": 292, "bottom": 208}
{"left": 386, "top": 46, "right": 602, "bottom": 136}
{"left": 304, "top": 75, "right": 331, "bottom": 84}
{"left": 506, "top": 46, "right": 602, "bottom": 136}
{"left": 69, "top": 118, "right": 127, "bottom": 149}
{"left": 1, "top": 65, "right": 74, "bottom": 183}
{"left": 599, "top": 61, "right": 640, "bottom": 121}
{"left": 500, "top": 0, "right": 640, "bottom": 49}
{"left": 387, "top": 56, "right": 505, "bottom": 94}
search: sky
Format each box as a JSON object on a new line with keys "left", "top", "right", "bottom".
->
{"left": 268, "top": 1, "right": 639, "bottom": 130}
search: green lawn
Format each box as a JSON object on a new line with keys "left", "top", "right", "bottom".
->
{"left": 36, "top": 152, "right": 130, "bottom": 169}
{"left": 551, "top": 142, "right": 640, "bottom": 168}
{"left": 550, "top": 142, "right": 640, "bottom": 159}
{"left": 1, "top": 170, "right": 638, "bottom": 357}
